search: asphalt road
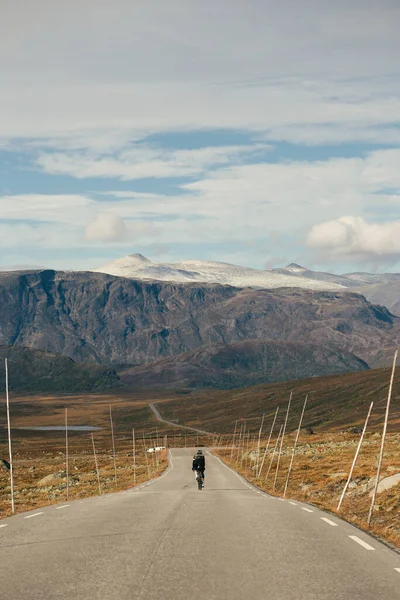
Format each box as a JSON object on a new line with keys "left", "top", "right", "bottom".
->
{"left": 1, "top": 449, "right": 399, "bottom": 599}
{"left": 149, "top": 402, "right": 214, "bottom": 435}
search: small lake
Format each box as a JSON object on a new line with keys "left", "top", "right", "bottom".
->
{"left": 15, "top": 426, "right": 102, "bottom": 432}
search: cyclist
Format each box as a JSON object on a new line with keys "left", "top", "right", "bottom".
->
{"left": 192, "top": 450, "right": 205, "bottom": 485}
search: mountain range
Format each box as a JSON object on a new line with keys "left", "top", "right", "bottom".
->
{"left": 0, "top": 266, "right": 399, "bottom": 390}
{"left": 93, "top": 254, "right": 400, "bottom": 317}
{"left": 0, "top": 345, "right": 119, "bottom": 393}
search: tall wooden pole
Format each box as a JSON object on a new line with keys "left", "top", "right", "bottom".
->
{"left": 91, "top": 433, "right": 101, "bottom": 495}
{"left": 273, "top": 392, "right": 292, "bottom": 491}
{"left": 109, "top": 405, "right": 117, "bottom": 486}
{"left": 337, "top": 401, "right": 373, "bottom": 511}
{"left": 230, "top": 420, "right": 238, "bottom": 461}
{"left": 65, "top": 407, "right": 69, "bottom": 501}
{"left": 132, "top": 428, "right": 136, "bottom": 485}
{"left": 283, "top": 395, "right": 308, "bottom": 497}
{"left": 257, "top": 407, "right": 279, "bottom": 478}
{"left": 265, "top": 425, "right": 283, "bottom": 482}
{"left": 255, "top": 413, "right": 265, "bottom": 477}
{"left": 368, "top": 350, "right": 398, "bottom": 525}
{"left": 5, "top": 359, "right": 15, "bottom": 513}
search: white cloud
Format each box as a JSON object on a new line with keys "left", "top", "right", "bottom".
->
{"left": 35, "top": 144, "right": 268, "bottom": 180}
{"left": 84, "top": 212, "right": 157, "bottom": 243}
{"left": 307, "top": 216, "right": 400, "bottom": 262}
{"left": 0, "top": 2, "right": 399, "bottom": 148}
{"left": 2, "top": 147, "right": 400, "bottom": 267}
{"left": 85, "top": 212, "right": 130, "bottom": 242}
{"left": 0, "top": 194, "right": 94, "bottom": 225}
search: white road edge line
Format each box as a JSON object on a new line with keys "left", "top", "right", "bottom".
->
{"left": 24, "top": 512, "right": 44, "bottom": 519}
{"left": 321, "top": 517, "right": 338, "bottom": 527}
{"left": 349, "top": 535, "right": 375, "bottom": 551}
{"left": 301, "top": 507, "right": 314, "bottom": 513}
{"left": 289, "top": 501, "right": 298, "bottom": 506}
{"left": 394, "top": 568, "right": 400, "bottom": 574}
{"left": 0, "top": 524, "right": 7, "bottom": 528}
{"left": 55, "top": 505, "right": 71, "bottom": 510}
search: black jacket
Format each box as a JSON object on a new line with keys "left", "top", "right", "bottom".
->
{"left": 192, "top": 455, "right": 205, "bottom": 471}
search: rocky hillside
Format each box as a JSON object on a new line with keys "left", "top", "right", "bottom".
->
{"left": 0, "top": 269, "right": 399, "bottom": 388}
{"left": 0, "top": 345, "right": 120, "bottom": 393}
{"left": 120, "top": 340, "right": 369, "bottom": 389}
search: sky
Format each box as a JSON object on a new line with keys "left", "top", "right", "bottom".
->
{"left": 1, "top": 0, "right": 400, "bottom": 273}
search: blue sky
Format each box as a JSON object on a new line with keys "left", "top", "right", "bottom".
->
{"left": 1, "top": 1, "right": 400, "bottom": 273}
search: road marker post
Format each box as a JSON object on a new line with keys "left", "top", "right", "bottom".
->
{"left": 65, "top": 407, "right": 69, "bottom": 501}
{"left": 368, "top": 350, "right": 398, "bottom": 525}
{"left": 255, "top": 413, "right": 265, "bottom": 477}
{"left": 265, "top": 424, "right": 283, "bottom": 482}
{"left": 91, "top": 433, "right": 101, "bottom": 495}
{"left": 273, "top": 392, "right": 292, "bottom": 491}
{"left": 257, "top": 407, "right": 279, "bottom": 478}
{"left": 5, "top": 359, "right": 15, "bottom": 513}
{"left": 284, "top": 395, "right": 308, "bottom": 497}
{"left": 109, "top": 405, "right": 118, "bottom": 487}
{"left": 230, "top": 420, "right": 238, "bottom": 461}
{"left": 132, "top": 428, "right": 136, "bottom": 485}
{"left": 337, "top": 401, "right": 373, "bottom": 512}
{"left": 142, "top": 434, "right": 151, "bottom": 477}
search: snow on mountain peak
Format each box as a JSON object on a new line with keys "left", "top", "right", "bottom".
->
{"left": 285, "top": 263, "right": 307, "bottom": 273}
{"left": 92, "top": 255, "right": 345, "bottom": 291}
{"left": 127, "top": 253, "right": 151, "bottom": 263}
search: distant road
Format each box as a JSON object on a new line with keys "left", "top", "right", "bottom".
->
{"left": 149, "top": 401, "right": 214, "bottom": 435}
{"left": 1, "top": 449, "right": 399, "bottom": 599}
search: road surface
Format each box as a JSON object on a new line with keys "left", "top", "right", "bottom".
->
{"left": 0, "top": 449, "right": 399, "bottom": 599}
{"left": 149, "top": 402, "right": 213, "bottom": 435}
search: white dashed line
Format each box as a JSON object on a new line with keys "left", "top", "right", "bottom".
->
{"left": 289, "top": 501, "right": 297, "bottom": 506}
{"left": 301, "top": 507, "right": 314, "bottom": 513}
{"left": 394, "top": 568, "right": 400, "bottom": 574}
{"left": 320, "top": 517, "right": 338, "bottom": 527}
{"left": 24, "top": 512, "right": 44, "bottom": 519}
{"left": 349, "top": 536, "right": 375, "bottom": 551}
{"left": 0, "top": 524, "right": 7, "bottom": 528}
{"left": 55, "top": 505, "right": 71, "bottom": 510}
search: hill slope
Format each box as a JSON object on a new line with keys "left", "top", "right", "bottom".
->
{"left": 155, "top": 366, "right": 400, "bottom": 434}
{"left": 121, "top": 339, "right": 369, "bottom": 389}
{"left": 0, "top": 345, "right": 120, "bottom": 393}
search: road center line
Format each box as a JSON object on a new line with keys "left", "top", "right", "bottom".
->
{"left": 301, "top": 507, "right": 314, "bottom": 513}
{"left": 0, "top": 524, "right": 8, "bottom": 528}
{"left": 55, "top": 505, "right": 71, "bottom": 510}
{"left": 289, "top": 501, "right": 297, "bottom": 506}
{"left": 349, "top": 535, "right": 375, "bottom": 551}
{"left": 320, "top": 517, "right": 338, "bottom": 527}
{"left": 24, "top": 512, "right": 44, "bottom": 519}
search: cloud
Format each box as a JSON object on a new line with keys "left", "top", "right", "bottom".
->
{"left": 35, "top": 144, "right": 269, "bottom": 180}
{"left": 85, "top": 212, "right": 130, "bottom": 242}
{"left": 84, "top": 212, "right": 157, "bottom": 243}
{"left": 307, "top": 216, "right": 400, "bottom": 262}
{"left": 0, "top": 2, "right": 399, "bottom": 148}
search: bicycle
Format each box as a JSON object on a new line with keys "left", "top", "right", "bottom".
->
{"left": 195, "top": 468, "right": 204, "bottom": 490}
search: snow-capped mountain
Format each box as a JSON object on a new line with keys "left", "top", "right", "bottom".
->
{"left": 92, "top": 254, "right": 400, "bottom": 316}
{"left": 92, "top": 254, "right": 345, "bottom": 291}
